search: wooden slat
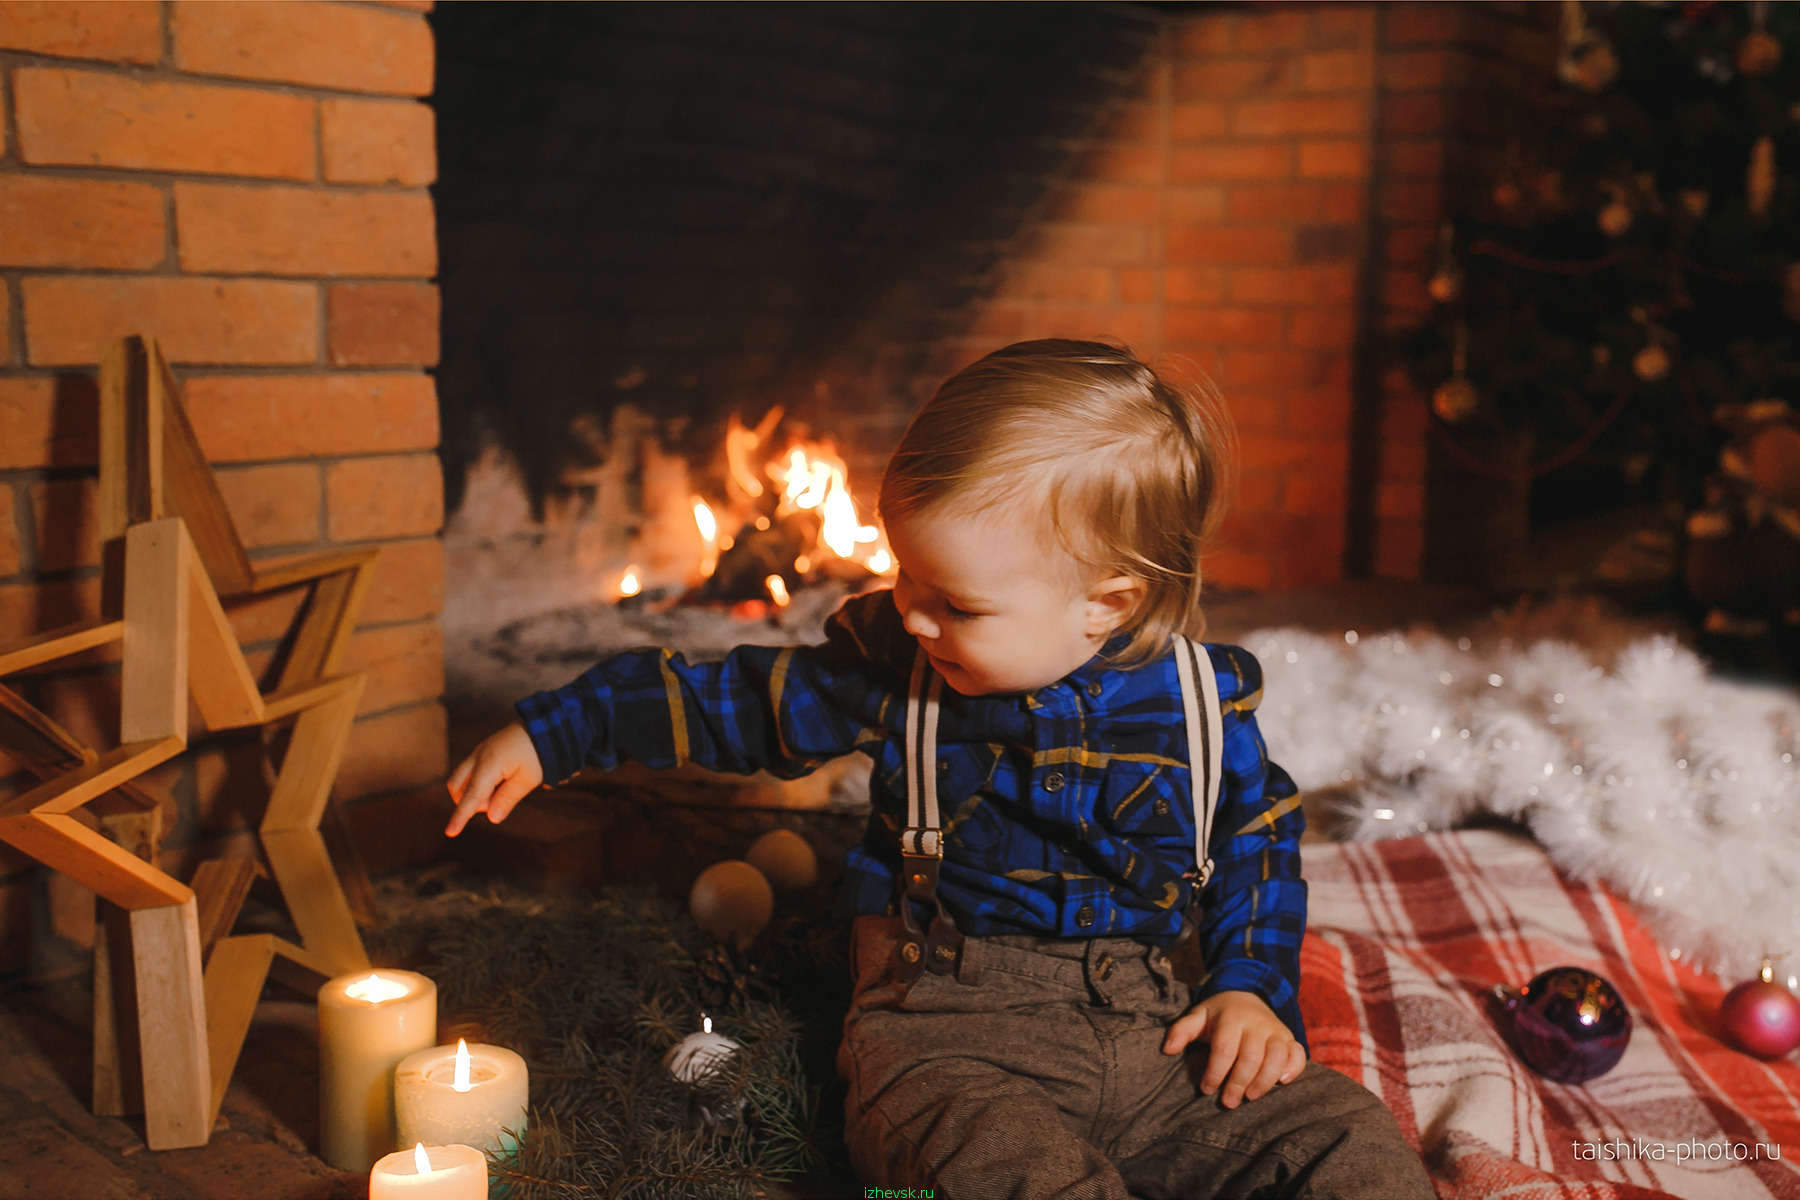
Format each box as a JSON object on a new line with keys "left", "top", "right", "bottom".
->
{"left": 261, "top": 676, "right": 362, "bottom": 832}
{"left": 200, "top": 933, "right": 276, "bottom": 1125}
{"left": 261, "top": 828, "right": 368, "bottom": 974}
{"left": 249, "top": 546, "right": 378, "bottom": 594}
{"left": 131, "top": 898, "right": 211, "bottom": 1149}
{"left": 0, "top": 620, "right": 124, "bottom": 676}
{"left": 268, "top": 934, "right": 335, "bottom": 985}
{"left": 121, "top": 519, "right": 190, "bottom": 745}
{"left": 91, "top": 904, "right": 139, "bottom": 1117}
{"left": 276, "top": 563, "right": 369, "bottom": 690}
{"left": 148, "top": 339, "right": 254, "bottom": 596}
{"left": 0, "top": 683, "right": 96, "bottom": 768}
{"left": 192, "top": 857, "right": 264, "bottom": 958}
{"left": 259, "top": 673, "right": 358, "bottom": 725}
{"left": 184, "top": 552, "right": 263, "bottom": 731}
{"left": 0, "top": 737, "right": 184, "bottom": 819}
{"left": 0, "top": 811, "right": 192, "bottom": 910}
{"left": 99, "top": 336, "right": 161, "bottom": 540}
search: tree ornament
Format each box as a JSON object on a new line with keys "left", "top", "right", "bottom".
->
{"left": 1599, "top": 198, "right": 1634, "bottom": 237}
{"left": 1493, "top": 180, "right": 1524, "bottom": 212}
{"left": 1739, "top": 2, "right": 1782, "bottom": 75}
{"left": 1634, "top": 343, "right": 1671, "bottom": 382}
{"left": 1559, "top": 1, "right": 1619, "bottom": 91}
{"left": 744, "top": 828, "right": 818, "bottom": 891}
{"left": 1427, "top": 222, "right": 1462, "bottom": 303}
{"left": 688, "top": 860, "right": 774, "bottom": 949}
{"left": 1719, "top": 960, "right": 1800, "bottom": 1058}
{"left": 1749, "top": 135, "right": 1776, "bottom": 220}
{"left": 1492, "top": 965, "right": 1632, "bottom": 1083}
{"left": 1679, "top": 188, "right": 1710, "bottom": 218}
{"left": 1433, "top": 322, "right": 1479, "bottom": 423}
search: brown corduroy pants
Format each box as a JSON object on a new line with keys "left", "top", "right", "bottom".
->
{"left": 837, "top": 915, "right": 1435, "bottom": 1200}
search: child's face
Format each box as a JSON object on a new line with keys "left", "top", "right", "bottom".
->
{"left": 884, "top": 503, "right": 1139, "bottom": 696}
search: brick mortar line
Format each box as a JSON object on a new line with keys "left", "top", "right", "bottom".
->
{"left": 0, "top": 49, "right": 431, "bottom": 103}
{"left": 0, "top": 365, "right": 435, "bottom": 382}
{"left": 10, "top": 267, "right": 432, "bottom": 285}
{"left": 0, "top": 161, "right": 432, "bottom": 194}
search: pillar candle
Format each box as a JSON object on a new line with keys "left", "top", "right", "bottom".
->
{"left": 395, "top": 1038, "right": 530, "bottom": 1159}
{"left": 370, "top": 1142, "right": 487, "bottom": 1199}
{"left": 319, "top": 969, "right": 437, "bottom": 1171}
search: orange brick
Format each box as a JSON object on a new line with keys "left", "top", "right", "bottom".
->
{"left": 961, "top": 303, "right": 1029, "bottom": 342}
{"left": 321, "top": 98, "right": 435, "bottom": 186}
{"left": 224, "top": 586, "right": 303, "bottom": 649}
{"left": 1382, "top": 92, "right": 1448, "bottom": 137}
{"left": 1298, "top": 138, "right": 1370, "bottom": 179}
{"left": 1117, "top": 268, "right": 1158, "bottom": 305}
{"left": 1380, "top": 48, "right": 1453, "bottom": 90}
{"left": 1169, "top": 102, "right": 1228, "bottom": 141}
{"left": 1314, "top": 6, "right": 1377, "bottom": 48}
{"left": 0, "top": 376, "right": 98, "bottom": 468}
{"left": 1280, "top": 521, "right": 1345, "bottom": 585}
{"left": 1286, "top": 473, "right": 1349, "bottom": 517}
{"left": 186, "top": 372, "right": 438, "bottom": 461}
{"left": 1384, "top": 224, "right": 1437, "bottom": 268}
{"left": 1099, "top": 101, "right": 1162, "bottom": 146}
{"left": 1377, "top": 480, "right": 1424, "bottom": 520}
{"left": 1382, "top": 137, "right": 1444, "bottom": 177}
{"left": 1226, "top": 181, "right": 1362, "bottom": 223}
{"left": 1287, "top": 384, "right": 1355, "bottom": 429}
{"left": 1172, "top": 58, "right": 1290, "bottom": 101}
{"left": 1380, "top": 440, "right": 1428, "bottom": 484}
{"left": 15, "top": 68, "right": 314, "bottom": 179}
{"left": 1171, "top": 14, "right": 1234, "bottom": 57}
{"left": 1229, "top": 264, "right": 1356, "bottom": 306}
{"left": 216, "top": 463, "right": 321, "bottom": 548}
{"left": 1299, "top": 50, "right": 1375, "bottom": 92}
{"left": 1382, "top": 267, "right": 1430, "bottom": 312}
{"left": 344, "top": 621, "right": 442, "bottom": 716}
{"left": 1385, "top": 3, "right": 1467, "bottom": 46}
{"left": 1165, "top": 307, "right": 1285, "bottom": 347}
{"left": 1166, "top": 185, "right": 1227, "bottom": 223}
{"left": 26, "top": 478, "right": 99, "bottom": 570}
{"left": 337, "top": 702, "right": 447, "bottom": 798}
{"left": 1381, "top": 179, "right": 1442, "bottom": 223}
{"left": 0, "top": 576, "right": 101, "bottom": 642}
{"left": 1165, "top": 266, "right": 1228, "bottom": 305}
{"left": 0, "top": 281, "right": 10, "bottom": 364}
{"left": 1050, "top": 183, "right": 1159, "bottom": 226}
{"left": 1085, "top": 143, "right": 1164, "bottom": 185}
{"left": 1231, "top": 96, "right": 1368, "bottom": 137}
{"left": 1032, "top": 222, "right": 1150, "bottom": 267}
{"left": 176, "top": 183, "right": 436, "bottom": 278}
{"left": 1203, "top": 547, "right": 1273, "bottom": 590}
{"left": 326, "top": 453, "right": 442, "bottom": 541}
{"left": 1374, "top": 516, "right": 1424, "bottom": 580}
{"left": 1233, "top": 8, "right": 1311, "bottom": 52}
{"left": 1230, "top": 469, "right": 1286, "bottom": 512}
{"left": 190, "top": 737, "right": 263, "bottom": 835}
{"left": 21, "top": 276, "right": 317, "bottom": 366}
{"left": 1221, "top": 349, "right": 1344, "bottom": 392}
{"left": 0, "top": 486, "right": 18, "bottom": 576}
{"left": 328, "top": 282, "right": 440, "bottom": 366}
{"left": 361, "top": 538, "right": 441, "bottom": 623}
{"left": 0, "top": 175, "right": 165, "bottom": 269}
{"left": 1037, "top": 306, "right": 1156, "bottom": 350}
{"left": 172, "top": 0, "right": 432, "bottom": 96}
{"left": 1167, "top": 226, "right": 1294, "bottom": 266}
{"left": 1172, "top": 141, "right": 1293, "bottom": 183}
{"left": 0, "top": 1, "right": 161, "bottom": 63}
{"left": 998, "top": 264, "right": 1116, "bottom": 305}
{"left": 1288, "top": 308, "right": 1357, "bottom": 350}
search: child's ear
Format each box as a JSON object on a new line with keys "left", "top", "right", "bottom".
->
{"left": 1085, "top": 574, "right": 1145, "bottom": 638}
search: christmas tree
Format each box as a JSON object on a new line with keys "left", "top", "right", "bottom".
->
{"left": 1407, "top": 0, "right": 1800, "bottom": 644}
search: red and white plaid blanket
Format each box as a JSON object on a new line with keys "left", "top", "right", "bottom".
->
{"left": 1301, "top": 829, "right": 1800, "bottom": 1200}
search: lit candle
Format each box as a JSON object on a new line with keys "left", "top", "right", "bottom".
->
{"left": 663, "top": 1014, "right": 740, "bottom": 1084}
{"left": 370, "top": 1142, "right": 487, "bottom": 1199}
{"left": 319, "top": 969, "right": 438, "bottom": 1172}
{"left": 395, "top": 1038, "right": 530, "bottom": 1161}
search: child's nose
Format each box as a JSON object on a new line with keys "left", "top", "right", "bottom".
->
{"left": 900, "top": 605, "right": 940, "bottom": 642}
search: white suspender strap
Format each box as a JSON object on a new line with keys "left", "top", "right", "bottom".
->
{"left": 1172, "top": 634, "right": 1224, "bottom": 888}
{"left": 902, "top": 647, "right": 945, "bottom": 857}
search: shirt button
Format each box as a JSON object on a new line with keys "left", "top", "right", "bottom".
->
{"left": 1086, "top": 680, "right": 1103, "bottom": 697}
{"left": 938, "top": 759, "right": 949, "bottom": 773}
{"left": 1153, "top": 797, "right": 1170, "bottom": 817}
{"left": 1075, "top": 904, "right": 1096, "bottom": 928}
{"left": 1044, "top": 771, "right": 1066, "bottom": 792}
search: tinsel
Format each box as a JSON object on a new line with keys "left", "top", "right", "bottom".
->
{"left": 1247, "top": 625, "right": 1800, "bottom": 982}
{"left": 367, "top": 879, "right": 852, "bottom": 1199}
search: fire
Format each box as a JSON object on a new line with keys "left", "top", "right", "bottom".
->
{"left": 618, "top": 565, "right": 641, "bottom": 597}
{"left": 766, "top": 440, "right": 890, "bottom": 573}
{"left": 765, "top": 575, "right": 791, "bottom": 607}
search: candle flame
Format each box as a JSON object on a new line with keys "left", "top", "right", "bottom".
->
{"left": 344, "top": 972, "right": 408, "bottom": 1004}
{"left": 702, "top": 1014, "right": 712, "bottom": 1034}
{"left": 618, "top": 566, "right": 641, "bottom": 597}
{"left": 414, "top": 1143, "right": 431, "bottom": 1174}
{"left": 765, "top": 575, "right": 791, "bottom": 608}
{"left": 453, "top": 1037, "right": 472, "bottom": 1093}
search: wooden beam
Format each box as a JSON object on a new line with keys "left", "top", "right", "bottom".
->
{"left": 121, "top": 518, "right": 191, "bottom": 745}
{"left": 0, "top": 737, "right": 184, "bottom": 819}
{"left": 131, "top": 898, "right": 211, "bottom": 1149}
{"left": 259, "top": 673, "right": 357, "bottom": 725}
{"left": 148, "top": 339, "right": 254, "bottom": 596}
{"left": 261, "top": 828, "right": 367, "bottom": 974}
{"left": 250, "top": 546, "right": 378, "bottom": 594}
{"left": 91, "top": 904, "right": 139, "bottom": 1117}
{"left": 184, "top": 552, "right": 264, "bottom": 731}
{"left": 192, "top": 857, "right": 264, "bottom": 959}
{"left": 0, "top": 811, "right": 192, "bottom": 910}
{"left": 261, "top": 677, "right": 362, "bottom": 833}
{"left": 200, "top": 933, "right": 275, "bottom": 1125}
{"left": 0, "top": 620, "right": 124, "bottom": 676}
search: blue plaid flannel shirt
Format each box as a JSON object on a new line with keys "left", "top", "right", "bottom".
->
{"left": 516, "top": 587, "right": 1307, "bottom": 1044}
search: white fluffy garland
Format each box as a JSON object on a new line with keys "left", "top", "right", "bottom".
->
{"left": 1246, "top": 626, "right": 1800, "bottom": 982}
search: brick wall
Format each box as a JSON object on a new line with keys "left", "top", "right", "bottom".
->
{"left": 0, "top": 0, "right": 444, "bottom": 971}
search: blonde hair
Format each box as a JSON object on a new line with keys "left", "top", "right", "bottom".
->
{"left": 879, "top": 338, "right": 1233, "bottom": 667}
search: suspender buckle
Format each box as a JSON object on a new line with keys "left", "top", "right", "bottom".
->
{"left": 896, "top": 852, "right": 964, "bottom": 982}
{"left": 902, "top": 827, "right": 942, "bottom": 858}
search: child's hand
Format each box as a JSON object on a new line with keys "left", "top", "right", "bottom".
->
{"left": 1161, "top": 989, "right": 1305, "bottom": 1109}
{"left": 444, "top": 721, "right": 545, "bottom": 837}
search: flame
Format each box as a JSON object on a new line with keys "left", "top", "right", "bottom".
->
{"left": 413, "top": 1143, "right": 432, "bottom": 1174}
{"left": 766, "top": 440, "right": 892, "bottom": 573}
{"left": 693, "top": 498, "right": 719, "bottom": 579}
{"left": 702, "top": 1014, "right": 713, "bottom": 1034}
{"left": 618, "top": 565, "right": 641, "bottom": 597}
{"left": 766, "top": 575, "right": 791, "bottom": 608}
{"left": 453, "top": 1038, "right": 472, "bottom": 1093}
{"left": 725, "top": 408, "right": 784, "bottom": 501}
{"left": 868, "top": 548, "right": 892, "bottom": 574}
{"left": 344, "top": 972, "right": 408, "bottom": 1004}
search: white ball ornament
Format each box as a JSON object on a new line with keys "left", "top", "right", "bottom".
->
{"left": 745, "top": 828, "right": 818, "bottom": 891}
{"left": 688, "top": 860, "right": 774, "bottom": 949}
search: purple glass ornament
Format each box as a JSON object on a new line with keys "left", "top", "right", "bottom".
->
{"left": 1492, "top": 965, "right": 1632, "bottom": 1084}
